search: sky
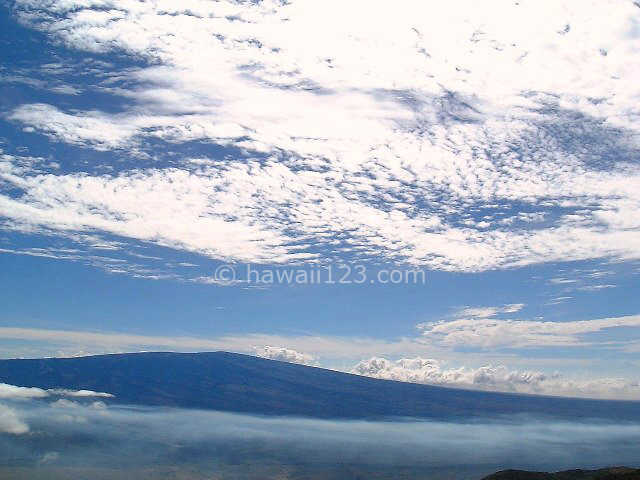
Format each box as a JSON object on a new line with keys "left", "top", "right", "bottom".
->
{"left": 0, "top": 0, "right": 639, "bottom": 400}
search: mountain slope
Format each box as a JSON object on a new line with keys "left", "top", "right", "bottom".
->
{"left": 481, "top": 467, "right": 640, "bottom": 480}
{"left": 1, "top": 352, "right": 639, "bottom": 421}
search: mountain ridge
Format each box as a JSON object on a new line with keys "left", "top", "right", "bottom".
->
{"left": 481, "top": 466, "right": 640, "bottom": 480}
{"left": 1, "top": 351, "right": 639, "bottom": 421}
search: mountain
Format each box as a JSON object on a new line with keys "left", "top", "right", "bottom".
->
{"left": 481, "top": 467, "right": 640, "bottom": 480}
{"left": 1, "top": 351, "right": 640, "bottom": 421}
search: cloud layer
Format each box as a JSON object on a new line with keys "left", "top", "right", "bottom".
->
{"left": 0, "top": 0, "right": 639, "bottom": 270}
{"left": 1, "top": 395, "right": 640, "bottom": 476}
{"left": 418, "top": 314, "right": 640, "bottom": 348}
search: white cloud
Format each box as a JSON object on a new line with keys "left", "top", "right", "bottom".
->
{"left": 48, "top": 389, "right": 114, "bottom": 398}
{"left": 8, "top": 104, "right": 139, "bottom": 151}
{"left": 0, "top": 383, "right": 48, "bottom": 399}
{"left": 351, "top": 356, "right": 640, "bottom": 400}
{"left": 0, "top": 382, "right": 113, "bottom": 400}
{"left": 0, "top": 0, "right": 638, "bottom": 271}
{"left": 254, "top": 346, "right": 318, "bottom": 366}
{"left": 51, "top": 398, "right": 80, "bottom": 408}
{"left": 90, "top": 400, "right": 107, "bottom": 410}
{"left": 352, "top": 356, "right": 549, "bottom": 392}
{"left": 575, "top": 284, "right": 617, "bottom": 291}
{"left": 0, "top": 404, "right": 29, "bottom": 434}
{"left": 2, "top": 147, "right": 640, "bottom": 270}
{"left": 549, "top": 278, "right": 580, "bottom": 285}
{"left": 455, "top": 303, "right": 525, "bottom": 319}
{"left": 546, "top": 268, "right": 620, "bottom": 293}
{"left": 37, "top": 452, "right": 60, "bottom": 466}
{"left": 417, "top": 314, "right": 640, "bottom": 348}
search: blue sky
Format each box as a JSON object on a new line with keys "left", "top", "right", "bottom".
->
{"left": 1, "top": 0, "right": 640, "bottom": 399}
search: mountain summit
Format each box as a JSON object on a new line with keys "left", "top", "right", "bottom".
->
{"left": 1, "top": 352, "right": 639, "bottom": 421}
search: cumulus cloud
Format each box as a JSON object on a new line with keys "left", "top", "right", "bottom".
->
{"left": 351, "top": 356, "right": 640, "bottom": 399}
{"left": 351, "top": 357, "right": 549, "bottom": 392}
{"left": 0, "top": 390, "right": 114, "bottom": 436}
{"left": 51, "top": 399, "right": 80, "bottom": 409}
{"left": 0, "top": 0, "right": 638, "bottom": 271}
{"left": 253, "top": 346, "right": 318, "bottom": 366}
{"left": 0, "top": 404, "right": 29, "bottom": 434}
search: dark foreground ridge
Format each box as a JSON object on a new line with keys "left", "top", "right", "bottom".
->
{"left": 481, "top": 467, "right": 640, "bottom": 480}
{"left": 1, "top": 351, "right": 640, "bottom": 421}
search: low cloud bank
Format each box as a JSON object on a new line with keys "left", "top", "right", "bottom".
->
{"left": 0, "top": 392, "right": 639, "bottom": 478}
